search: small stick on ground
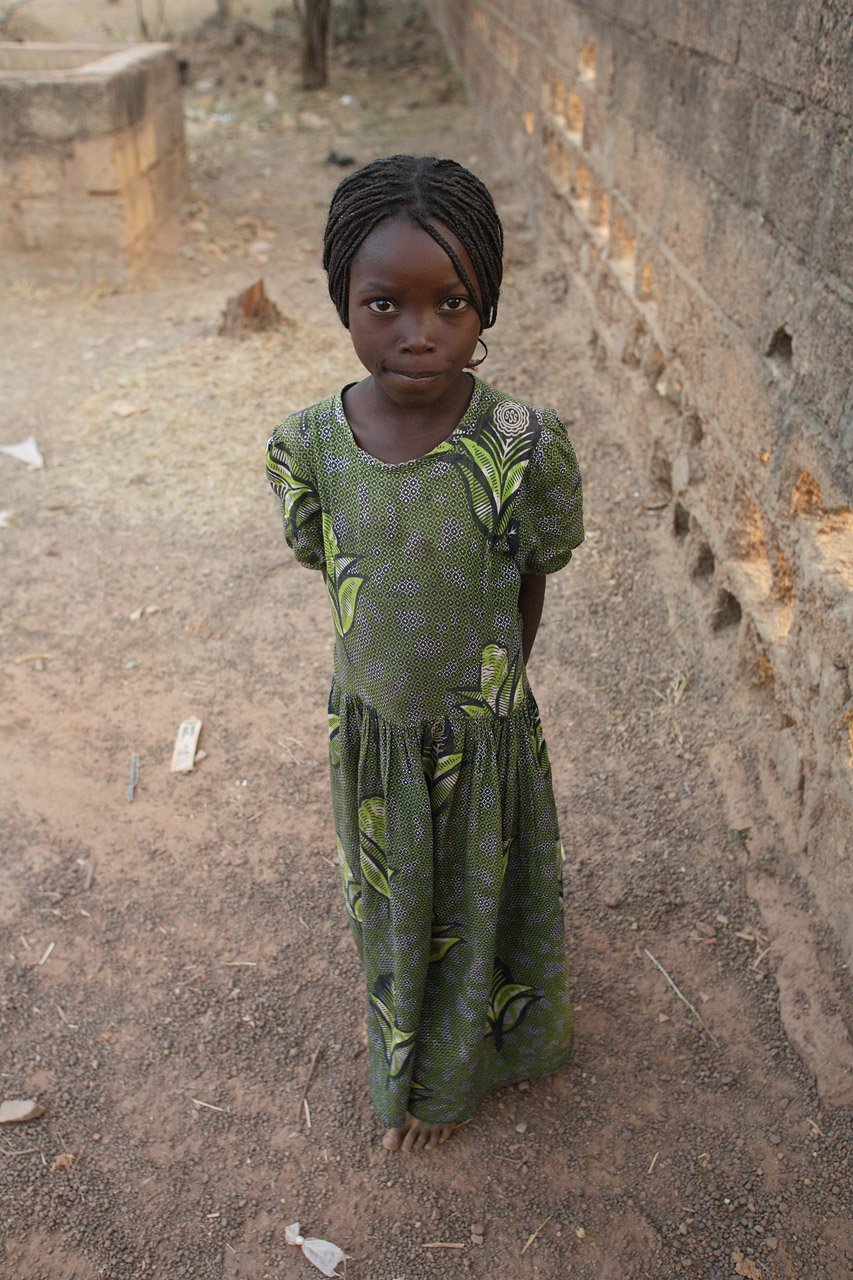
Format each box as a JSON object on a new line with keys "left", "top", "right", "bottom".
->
{"left": 422, "top": 1242, "right": 465, "bottom": 1249}
{"left": 192, "top": 1098, "right": 225, "bottom": 1112}
{"left": 648, "top": 1151, "right": 659, "bottom": 1173}
{"left": 644, "top": 948, "right": 720, "bottom": 1047}
{"left": 297, "top": 1044, "right": 322, "bottom": 1122}
{"left": 55, "top": 1004, "right": 78, "bottom": 1030}
{"left": 126, "top": 754, "right": 140, "bottom": 803}
{"left": 521, "top": 1212, "right": 555, "bottom": 1255}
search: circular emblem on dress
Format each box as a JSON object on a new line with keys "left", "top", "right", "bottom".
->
{"left": 493, "top": 401, "right": 530, "bottom": 437}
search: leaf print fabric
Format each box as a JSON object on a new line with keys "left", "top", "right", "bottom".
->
{"left": 455, "top": 644, "right": 525, "bottom": 719}
{"left": 266, "top": 377, "right": 583, "bottom": 1126}
{"left": 322, "top": 514, "right": 365, "bottom": 637}
{"left": 358, "top": 796, "right": 392, "bottom": 898}
{"left": 452, "top": 402, "right": 539, "bottom": 543}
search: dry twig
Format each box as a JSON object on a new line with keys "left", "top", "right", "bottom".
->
{"left": 297, "top": 1044, "right": 322, "bottom": 1122}
{"left": 644, "top": 949, "right": 720, "bottom": 1047}
{"left": 521, "top": 1212, "right": 555, "bottom": 1255}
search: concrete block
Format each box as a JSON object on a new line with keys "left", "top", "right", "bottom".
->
{"left": 653, "top": 47, "right": 705, "bottom": 156}
{"left": 713, "top": 337, "right": 785, "bottom": 472}
{"left": 73, "top": 129, "right": 139, "bottom": 194}
{"left": 614, "top": 125, "right": 670, "bottom": 235}
{"left": 21, "top": 79, "right": 114, "bottom": 142}
{"left": 760, "top": 241, "right": 815, "bottom": 367}
{"left": 0, "top": 198, "right": 23, "bottom": 249}
{"left": 752, "top": 101, "right": 836, "bottom": 255}
{"left": 580, "top": 90, "right": 607, "bottom": 160}
{"left": 811, "top": 0, "right": 853, "bottom": 116}
{"left": 18, "top": 193, "right": 123, "bottom": 252}
{"left": 609, "top": 194, "right": 637, "bottom": 270}
{"left": 104, "top": 66, "right": 149, "bottom": 132}
{"left": 150, "top": 145, "right": 188, "bottom": 220}
{"left": 488, "top": 0, "right": 545, "bottom": 27}
{"left": 8, "top": 146, "right": 67, "bottom": 197}
{"left": 657, "top": 159, "right": 711, "bottom": 279}
{"left": 121, "top": 170, "right": 156, "bottom": 242}
{"left": 816, "top": 143, "right": 853, "bottom": 287}
{"left": 655, "top": 261, "right": 726, "bottom": 406}
{"left": 151, "top": 94, "right": 186, "bottom": 158}
{"left": 700, "top": 192, "right": 779, "bottom": 346}
{"left": 776, "top": 402, "right": 853, "bottom": 513}
{"left": 0, "top": 81, "right": 26, "bottom": 146}
{"left": 692, "top": 65, "right": 759, "bottom": 204}
{"left": 794, "top": 283, "right": 853, "bottom": 434}
{"left": 677, "top": 0, "right": 741, "bottom": 62}
{"left": 609, "top": 25, "right": 660, "bottom": 133}
{"left": 542, "top": 2, "right": 585, "bottom": 77}
{"left": 737, "top": 0, "right": 820, "bottom": 96}
{"left": 135, "top": 118, "right": 158, "bottom": 173}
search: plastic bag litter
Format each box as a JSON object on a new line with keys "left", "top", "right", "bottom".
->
{"left": 285, "top": 1223, "right": 345, "bottom": 1277}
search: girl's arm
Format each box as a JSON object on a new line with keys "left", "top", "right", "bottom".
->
{"left": 519, "top": 573, "right": 546, "bottom": 664}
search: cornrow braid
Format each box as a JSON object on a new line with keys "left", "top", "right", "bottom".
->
{"left": 323, "top": 154, "right": 504, "bottom": 330}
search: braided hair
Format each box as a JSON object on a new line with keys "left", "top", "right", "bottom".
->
{"left": 323, "top": 154, "right": 504, "bottom": 330}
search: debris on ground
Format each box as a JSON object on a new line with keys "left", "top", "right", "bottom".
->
{"left": 285, "top": 1223, "right": 346, "bottom": 1277}
{"left": 170, "top": 718, "right": 203, "bottom": 773}
{"left": 0, "top": 1100, "right": 45, "bottom": 1125}
{"left": 218, "top": 279, "right": 282, "bottom": 336}
{"left": 0, "top": 436, "right": 43, "bottom": 468}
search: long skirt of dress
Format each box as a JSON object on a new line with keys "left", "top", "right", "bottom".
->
{"left": 330, "top": 680, "right": 573, "bottom": 1128}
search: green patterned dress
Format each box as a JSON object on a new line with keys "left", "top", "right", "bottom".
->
{"left": 266, "top": 376, "right": 584, "bottom": 1127}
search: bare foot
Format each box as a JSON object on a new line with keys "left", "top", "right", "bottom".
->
{"left": 382, "top": 1112, "right": 457, "bottom": 1153}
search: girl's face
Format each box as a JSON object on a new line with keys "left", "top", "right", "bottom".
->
{"left": 346, "top": 216, "right": 483, "bottom": 411}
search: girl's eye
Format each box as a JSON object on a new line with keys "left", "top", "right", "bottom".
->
{"left": 367, "top": 299, "right": 397, "bottom": 314}
{"left": 441, "top": 296, "right": 470, "bottom": 313}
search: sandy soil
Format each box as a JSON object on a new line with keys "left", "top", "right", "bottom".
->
{"left": 1, "top": 5, "right": 851, "bottom": 1278}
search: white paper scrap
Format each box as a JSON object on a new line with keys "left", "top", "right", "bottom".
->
{"left": 170, "top": 717, "right": 202, "bottom": 773}
{"left": 0, "top": 436, "right": 44, "bottom": 468}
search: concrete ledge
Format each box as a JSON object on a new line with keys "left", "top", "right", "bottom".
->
{"left": 0, "top": 41, "right": 187, "bottom": 280}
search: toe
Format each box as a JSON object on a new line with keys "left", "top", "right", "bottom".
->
{"left": 400, "top": 1125, "right": 419, "bottom": 1153}
{"left": 382, "top": 1127, "right": 403, "bottom": 1151}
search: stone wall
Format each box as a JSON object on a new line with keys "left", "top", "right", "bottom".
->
{"left": 426, "top": 1, "right": 853, "bottom": 955}
{"left": 0, "top": 42, "right": 187, "bottom": 280}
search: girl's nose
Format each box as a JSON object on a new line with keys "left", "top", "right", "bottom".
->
{"left": 399, "top": 312, "right": 437, "bottom": 353}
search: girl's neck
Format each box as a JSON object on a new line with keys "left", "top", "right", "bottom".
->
{"left": 342, "top": 372, "right": 477, "bottom": 465}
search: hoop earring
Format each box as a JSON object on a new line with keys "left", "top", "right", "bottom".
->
{"left": 467, "top": 337, "right": 488, "bottom": 369}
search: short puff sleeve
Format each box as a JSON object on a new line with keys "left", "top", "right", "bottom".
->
{"left": 516, "top": 410, "right": 584, "bottom": 574}
{"left": 265, "top": 412, "right": 325, "bottom": 571}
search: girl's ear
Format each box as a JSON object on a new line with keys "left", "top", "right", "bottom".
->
{"left": 467, "top": 337, "right": 489, "bottom": 369}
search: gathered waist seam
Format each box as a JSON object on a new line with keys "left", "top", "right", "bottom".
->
{"left": 329, "top": 677, "right": 537, "bottom": 738}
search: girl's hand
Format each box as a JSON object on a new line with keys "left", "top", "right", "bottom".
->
{"left": 519, "top": 573, "right": 546, "bottom": 664}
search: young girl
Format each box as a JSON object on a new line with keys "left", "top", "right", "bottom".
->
{"left": 266, "top": 155, "right": 584, "bottom": 1153}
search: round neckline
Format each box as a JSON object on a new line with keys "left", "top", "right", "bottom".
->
{"left": 335, "top": 375, "right": 486, "bottom": 470}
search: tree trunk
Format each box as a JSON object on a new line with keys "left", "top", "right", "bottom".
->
{"left": 301, "top": 0, "right": 331, "bottom": 90}
{"left": 349, "top": 0, "right": 368, "bottom": 36}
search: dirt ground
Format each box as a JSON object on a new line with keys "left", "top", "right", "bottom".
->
{"left": 1, "top": 4, "right": 851, "bottom": 1279}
